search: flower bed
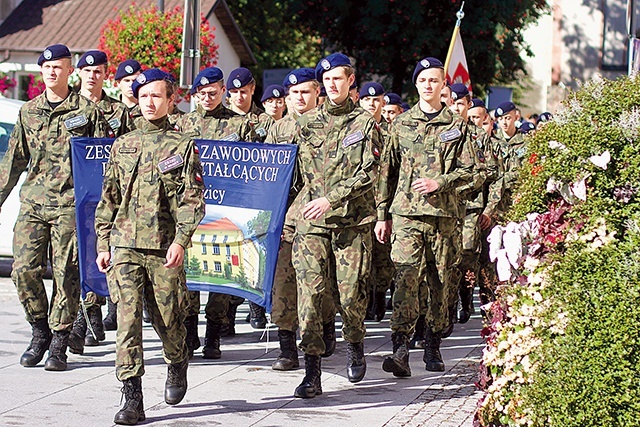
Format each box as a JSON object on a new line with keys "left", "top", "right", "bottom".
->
{"left": 476, "top": 75, "right": 640, "bottom": 426}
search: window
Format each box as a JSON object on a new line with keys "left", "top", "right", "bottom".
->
{"left": 202, "top": 260, "right": 208, "bottom": 271}
{"left": 214, "top": 261, "right": 222, "bottom": 272}
{"left": 223, "top": 235, "right": 228, "bottom": 243}
{"left": 213, "top": 244, "right": 220, "bottom": 255}
{"left": 200, "top": 234, "right": 205, "bottom": 242}
{"left": 201, "top": 243, "right": 207, "bottom": 255}
{"left": 601, "top": 0, "right": 628, "bottom": 71}
{"left": 226, "top": 244, "right": 231, "bottom": 256}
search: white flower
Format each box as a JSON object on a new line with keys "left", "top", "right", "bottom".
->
{"left": 588, "top": 150, "right": 611, "bottom": 170}
{"left": 548, "top": 140, "right": 567, "bottom": 151}
{"left": 546, "top": 176, "right": 562, "bottom": 193}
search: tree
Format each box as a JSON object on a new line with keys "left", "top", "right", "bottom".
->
{"left": 289, "top": 0, "right": 549, "bottom": 97}
{"left": 246, "top": 210, "right": 272, "bottom": 241}
{"left": 187, "top": 256, "right": 201, "bottom": 276}
{"left": 98, "top": 4, "right": 218, "bottom": 91}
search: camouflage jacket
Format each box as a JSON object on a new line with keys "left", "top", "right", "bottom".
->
{"left": 377, "top": 104, "right": 475, "bottom": 220}
{"left": 461, "top": 124, "right": 499, "bottom": 211}
{"left": 246, "top": 102, "right": 275, "bottom": 142}
{"left": 122, "top": 100, "right": 144, "bottom": 130}
{"left": 294, "top": 99, "right": 382, "bottom": 230}
{"left": 95, "top": 117, "right": 205, "bottom": 252}
{"left": 177, "top": 103, "right": 253, "bottom": 142}
{"left": 0, "top": 88, "right": 110, "bottom": 207}
{"left": 96, "top": 90, "right": 135, "bottom": 136}
{"left": 488, "top": 129, "right": 527, "bottom": 217}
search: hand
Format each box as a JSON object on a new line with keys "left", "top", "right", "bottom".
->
{"left": 164, "top": 243, "right": 185, "bottom": 268}
{"left": 411, "top": 178, "right": 439, "bottom": 195}
{"left": 374, "top": 220, "right": 391, "bottom": 244}
{"left": 479, "top": 214, "right": 493, "bottom": 230}
{"left": 96, "top": 252, "right": 111, "bottom": 273}
{"left": 302, "top": 197, "right": 331, "bottom": 220}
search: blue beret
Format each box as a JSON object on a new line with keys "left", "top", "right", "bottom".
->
{"left": 77, "top": 50, "right": 108, "bottom": 69}
{"left": 450, "top": 83, "right": 469, "bottom": 101}
{"left": 227, "top": 67, "right": 254, "bottom": 90}
{"left": 115, "top": 59, "right": 141, "bottom": 81}
{"left": 37, "top": 44, "right": 71, "bottom": 66}
{"left": 319, "top": 86, "right": 327, "bottom": 97}
{"left": 412, "top": 57, "right": 444, "bottom": 84}
{"left": 261, "top": 84, "right": 286, "bottom": 103}
{"left": 349, "top": 81, "right": 358, "bottom": 90}
{"left": 283, "top": 68, "right": 316, "bottom": 88}
{"left": 359, "top": 82, "right": 385, "bottom": 99}
{"left": 315, "top": 53, "right": 351, "bottom": 81}
{"left": 538, "top": 111, "right": 553, "bottom": 123}
{"left": 495, "top": 101, "right": 517, "bottom": 117}
{"left": 384, "top": 93, "right": 402, "bottom": 106}
{"left": 132, "top": 68, "right": 173, "bottom": 98}
{"left": 470, "top": 98, "right": 486, "bottom": 109}
{"left": 401, "top": 102, "right": 410, "bottom": 112}
{"left": 519, "top": 121, "right": 536, "bottom": 134}
{"left": 190, "top": 67, "right": 224, "bottom": 94}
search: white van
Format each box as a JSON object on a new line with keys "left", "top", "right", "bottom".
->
{"left": 0, "top": 96, "right": 26, "bottom": 267}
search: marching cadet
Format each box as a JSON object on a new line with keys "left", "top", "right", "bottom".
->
{"left": 114, "top": 59, "right": 144, "bottom": 128}
{"left": 227, "top": 67, "right": 274, "bottom": 144}
{"left": 265, "top": 67, "right": 337, "bottom": 372}
{"left": 359, "top": 82, "right": 396, "bottom": 322}
{"left": 68, "top": 50, "right": 135, "bottom": 355}
{"left": 494, "top": 101, "right": 527, "bottom": 214}
{"left": 261, "top": 84, "right": 287, "bottom": 121}
{"left": 177, "top": 66, "right": 254, "bottom": 360}
{"left": 291, "top": 53, "right": 382, "bottom": 398}
{"left": 0, "top": 44, "right": 110, "bottom": 371}
{"left": 441, "top": 83, "right": 454, "bottom": 107}
{"left": 376, "top": 57, "right": 474, "bottom": 378}
{"left": 348, "top": 80, "right": 360, "bottom": 103}
{"left": 95, "top": 68, "right": 205, "bottom": 425}
{"left": 382, "top": 92, "right": 404, "bottom": 124}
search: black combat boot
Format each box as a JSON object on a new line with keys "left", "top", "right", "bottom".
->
{"left": 321, "top": 319, "right": 336, "bottom": 357}
{"left": 409, "top": 314, "right": 426, "bottom": 349}
{"left": 142, "top": 299, "right": 151, "bottom": 324}
{"left": 346, "top": 342, "right": 366, "bottom": 383}
{"left": 114, "top": 376, "right": 145, "bottom": 425}
{"left": 458, "top": 283, "right": 474, "bottom": 324}
{"left": 44, "top": 330, "right": 70, "bottom": 371}
{"left": 85, "top": 305, "right": 106, "bottom": 346}
{"left": 20, "top": 318, "right": 52, "bottom": 367}
{"left": 103, "top": 299, "right": 118, "bottom": 331}
{"left": 184, "top": 314, "right": 201, "bottom": 359}
{"left": 165, "top": 358, "right": 188, "bottom": 405}
{"left": 68, "top": 308, "right": 86, "bottom": 355}
{"left": 424, "top": 328, "right": 445, "bottom": 372}
{"left": 202, "top": 320, "right": 221, "bottom": 359}
{"left": 272, "top": 329, "right": 299, "bottom": 371}
{"left": 382, "top": 333, "right": 411, "bottom": 378}
{"left": 293, "top": 354, "right": 322, "bottom": 398}
{"left": 248, "top": 301, "right": 267, "bottom": 329}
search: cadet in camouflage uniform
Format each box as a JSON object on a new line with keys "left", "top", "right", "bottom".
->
{"left": 227, "top": 67, "right": 275, "bottom": 144}
{"left": 359, "top": 82, "right": 396, "bottom": 322}
{"left": 68, "top": 50, "right": 135, "bottom": 355}
{"left": 114, "top": 59, "right": 144, "bottom": 130}
{"left": 0, "top": 44, "right": 110, "bottom": 371}
{"left": 382, "top": 93, "right": 404, "bottom": 124}
{"left": 177, "top": 67, "right": 254, "bottom": 360}
{"left": 265, "top": 68, "right": 337, "bottom": 372}
{"left": 291, "top": 53, "right": 382, "bottom": 398}
{"left": 376, "top": 57, "right": 475, "bottom": 378}
{"left": 95, "top": 69, "right": 205, "bottom": 425}
{"left": 261, "top": 84, "right": 287, "bottom": 121}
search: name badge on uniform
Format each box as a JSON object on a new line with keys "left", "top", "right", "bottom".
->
{"left": 119, "top": 147, "right": 137, "bottom": 154}
{"left": 308, "top": 122, "right": 324, "bottom": 129}
{"left": 342, "top": 130, "right": 364, "bottom": 148}
{"left": 108, "top": 118, "right": 121, "bottom": 132}
{"left": 401, "top": 120, "right": 418, "bottom": 126}
{"left": 439, "top": 128, "right": 462, "bottom": 142}
{"left": 64, "top": 114, "right": 88, "bottom": 130}
{"left": 158, "top": 154, "right": 184, "bottom": 173}
{"left": 221, "top": 132, "right": 240, "bottom": 142}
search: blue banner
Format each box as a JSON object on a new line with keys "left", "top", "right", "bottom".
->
{"left": 71, "top": 137, "right": 297, "bottom": 310}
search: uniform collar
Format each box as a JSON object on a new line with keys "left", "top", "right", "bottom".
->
{"left": 408, "top": 102, "right": 453, "bottom": 125}
{"left": 324, "top": 97, "right": 355, "bottom": 116}
{"left": 138, "top": 116, "right": 170, "bottom": 132}
{"left": 34, "top": 86, "right": 79, "bottom": 112}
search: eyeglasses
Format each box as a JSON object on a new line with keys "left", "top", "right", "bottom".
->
{"left": 198, "top": 91, "right": 218, "bottom": 99}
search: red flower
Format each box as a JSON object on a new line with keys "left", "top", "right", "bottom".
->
{"left": 528, "top": 152, "right": 538, "bottom": 164}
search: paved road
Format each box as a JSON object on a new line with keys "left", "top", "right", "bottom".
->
{"left": 0, "top": 278, "right": 484, "bottom": 426}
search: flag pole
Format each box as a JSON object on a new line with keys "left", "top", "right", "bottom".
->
{"left": 444, "top": 2, "right": 465, "bottom": 73}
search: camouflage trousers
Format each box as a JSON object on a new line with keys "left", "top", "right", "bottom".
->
{"left": 292, "top": 224, "right": 372, "bottom": 356}
{"left": 390, "top": 215, "right": 460, "bottom": 335}
{"left": 81, "top": 292, "right": 107, "bottom": 309}
{"left": 369, "top": 234, "right": 396, "bottom": 294}
{"left": 452, "top": 210, "right": 482, "bottom": 306}
{"left": 271, "top": 224, "right": 336, "bottom": 332}
{"left": 204, "top": 292, "right": 232, "bottom": 325}
{"left": 110, "top": 247, "right": 188, "bottom": 381}
{"left": 478, "top": 226, "right": 498, "bottom": 305}
{"left": 12, "top": 203, "right": 80, "bottom": 332}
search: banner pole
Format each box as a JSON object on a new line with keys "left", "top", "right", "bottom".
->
{"left": 444, "top": 2, "right": 465, "bottom": 73}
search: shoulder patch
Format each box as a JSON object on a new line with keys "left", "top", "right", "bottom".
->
{"left": 108, "top": 118, "right": 121, "bottom": 132}
{"left": 476, "top": 149, "right": 486, "bottom": 162}
{"left": 220, "top": 132, "right": 240, "bottom": 142}
{"left": 342, "top": 130, "right": 365, "bottom": 148}
{"left": 515, "top": 147, "right": 527, "bottom": 158}
{"left": 439, "top": 128, "right": 462, "bottom": 142}
{"left": 158, "top": 154, "right": 184, "bottom": 173}
{"left": 64, "top": 114, "right": 88, "bottom": 130}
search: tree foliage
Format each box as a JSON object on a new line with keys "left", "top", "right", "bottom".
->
{"left": 288, "top": 0, "right": 549, "bottom": 96}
